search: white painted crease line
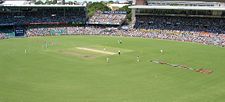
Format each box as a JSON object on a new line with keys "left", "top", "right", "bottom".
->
{"left": 76, "top": 47, "right": 117, "bottom": 55}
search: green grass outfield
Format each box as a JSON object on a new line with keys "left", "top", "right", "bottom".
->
{"left": 0, "top": 36, "right": 225, "bottom": 102}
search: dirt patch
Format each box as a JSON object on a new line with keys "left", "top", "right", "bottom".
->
{"left": 150, "top": 60, "right": 213, "bottom": 75}
{"left": 76, "top": 47, "right": 117, "bottom": 55}
{"left": 195, "top": 69, "right": 213, "bottom": 75}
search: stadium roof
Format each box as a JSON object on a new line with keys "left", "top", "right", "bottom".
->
{"left": 2, "top": 0, "right": 30, "bottom": 5}
{"left": 146, "top": 0, "right": 225, "bottom": 2}
{"left": 146, "top": 1, "right": 223, "bottom": 4}
{"left": 129, "top": 5, "right": 225, "bottom": 11}
{"left": 0, "top": 0, "right": 86, "bottom": 7}
{"left": 0, "top": 4, "right": 86, "bottom": 7}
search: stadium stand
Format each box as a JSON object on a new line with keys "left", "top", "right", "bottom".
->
{"left": 0, "top": 7, "right": 86, "bottom": 26}
{"left": 0, "top": 4, "right": 87, "bottom": 37}
{"left": 134, "top": 15, "right": 225, "bottom": 34}
{"left": 87, "top": 11, "right": 127, "bottom": 25}
{"left": 0, "top": 27, "right": 14, "bottom": 39}
{"left": 127, "top": 0, "right": 225, "bottom": 46}
{"left": 131, "top": 1, "right": 225, "bottom": 34}
{"left": 0, "top": 34, "right": 6, "bottom": 39}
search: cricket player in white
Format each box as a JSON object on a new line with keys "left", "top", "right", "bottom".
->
{"left": 137, "top": 56, "right": 140, "bottom": 62}
{"left": 106, "top": 57, "right": 110, "bottom": 63}
{"left": 160, "top": 49, "right": 163, "bottom": 54}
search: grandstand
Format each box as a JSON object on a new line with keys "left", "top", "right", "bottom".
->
{"left": 129, "top": 0, "right": 225, "bottom": 34}
{"left": 87, "top": 11, "right": 127, "bottom": 26}
{"left": 0, "top": 1, "right": 87, "bottom": 37}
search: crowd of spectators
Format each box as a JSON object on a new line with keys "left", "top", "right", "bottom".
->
{"left": 134, "top": 15, "right": 225, "bottom": 34}
{"left": 0, "top": 9, "right": 86, "bottom": 26}
{"left": 26, "top": 26, "right": 225, "bottom": 47}
{"left": 0, "top": 16, "right": 85, "bottom": 25}
{"left": 0, "top": 34, "right": 6, "bottom": 39}
{"left": 1, "top": 13, "right": 225, "bottom": 47}
{"left": 87, "top": 11, "right": 127, "bottom": 25}
{"left": 27, "top": 26, "right": 119, "bottom": 36}
{"left": 27, "top": 27, "right": 67, "bottom": 36}
{"left": 0, "top": 28, "right": 14, "bottom": 39}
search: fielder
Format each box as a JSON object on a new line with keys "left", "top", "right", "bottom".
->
{"left": 137, "top": 56, "right": 140, "bottom": 62}
{"left": 160, "top": 49, "right": 164, "bottom": 54}
{"left": 118, "top": 50, "right": 121, "bottom": 55}
{"left": 118, "top": 40, "right": 122, "bottom": 44}
{"left": 25, "top": 49, "right": 27, "bottom": 54}
{"left": 106, "top": 57, "right": 110, "bottom": 63}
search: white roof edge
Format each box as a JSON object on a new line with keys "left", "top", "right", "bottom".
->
{"left": 129, "top": 5, "right": 225, "bottom": 11}
{"left": 0, "top": 4, "right": 86, "bottom": 7}
{"left": 147, "top": 1, "right": 223, "bottom": 3}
